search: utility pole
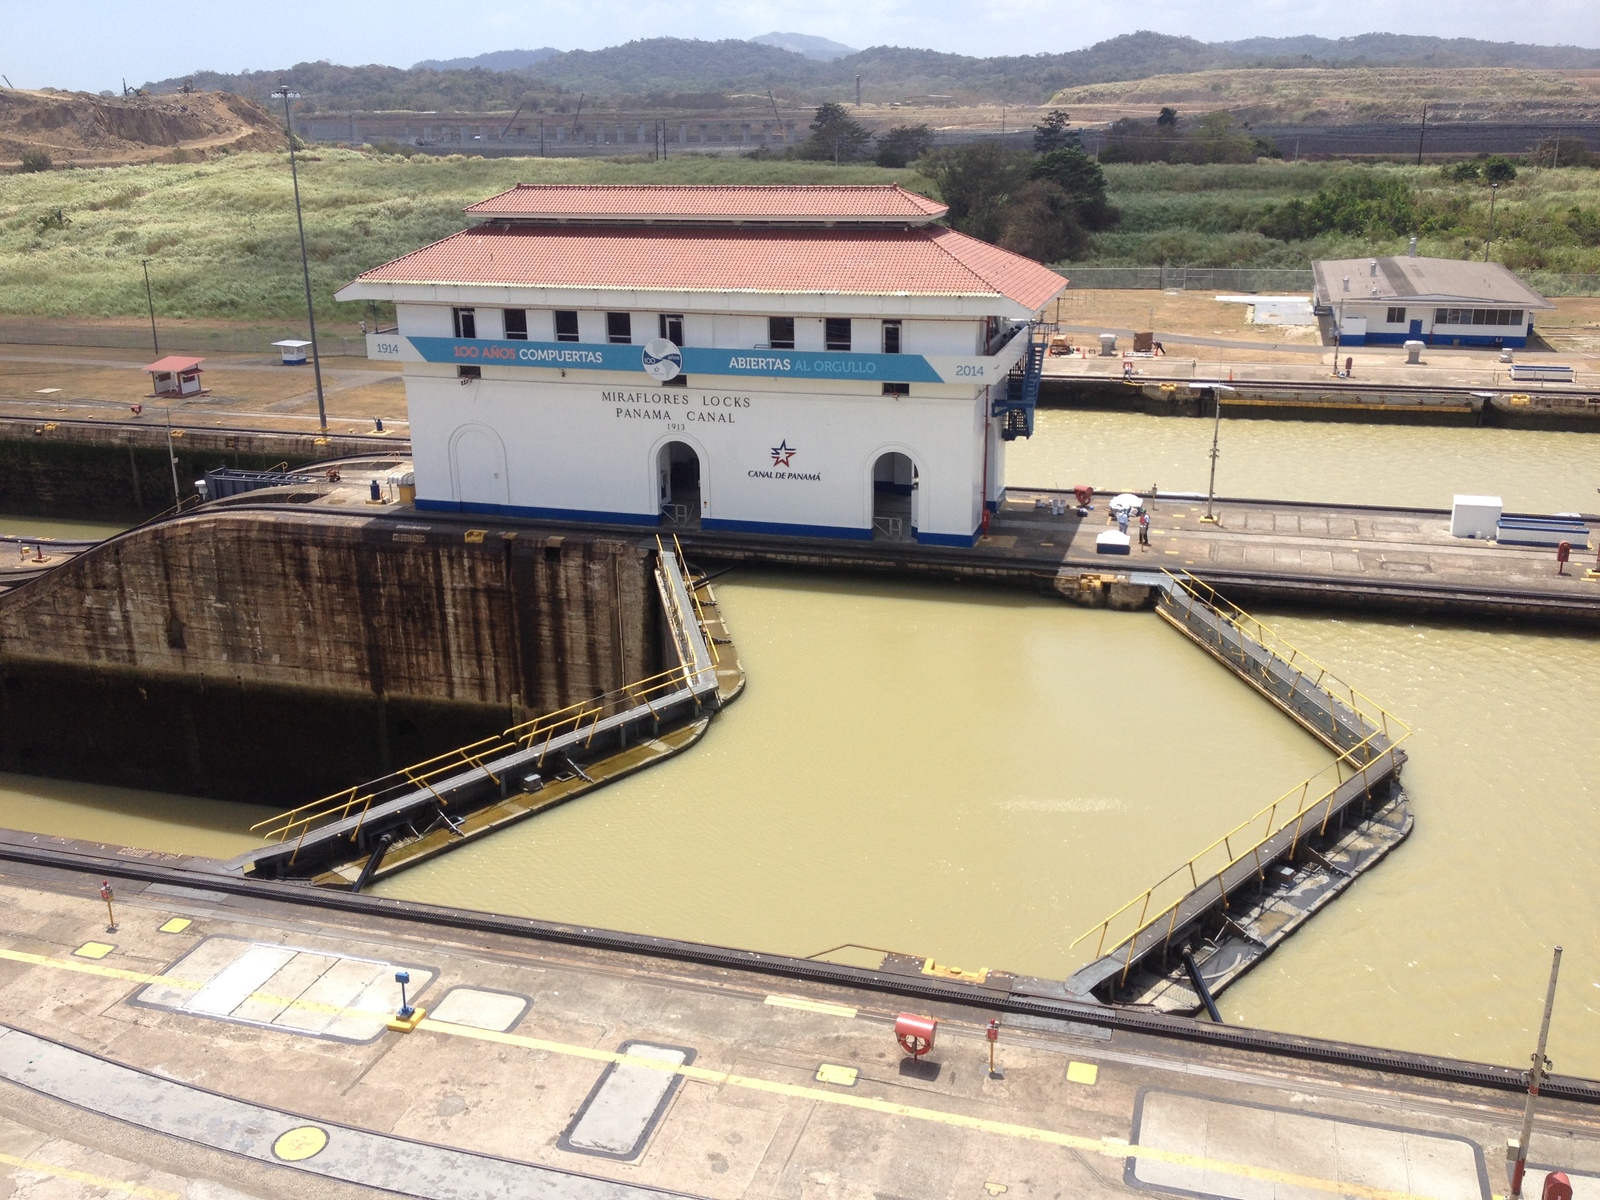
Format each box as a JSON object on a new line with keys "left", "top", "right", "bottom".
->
{"left": 140, "top": 259, "right": 159, "bottom": 355}
{"left": 273, "top": 85, "right": 328, "bottom": 436}
{"left": 1415, "top": 105, "right": 1426, "bottom": 166}
{"left": 164, "top": 408, "right": 180, "bottom": 507}
{"left": 1200, "top": 386, "right": 1224, "bottom": 523}
{"left": 1486, "top": 182, "right": 1500, "bottom": 263}
{"left": 855, "top": 74, "right": 861, "bottom": 107}
{"left": 1509, "top": 946, "right": 1563, "bottom": 1200}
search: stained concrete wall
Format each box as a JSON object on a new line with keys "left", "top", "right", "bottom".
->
{"left": 0, "top": 418, "right": 402, "bottom": 520}
{"left": 0, "top": 508, "right": 660, "bottom": 803}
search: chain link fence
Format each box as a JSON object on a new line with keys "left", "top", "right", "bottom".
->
{"left": 1059, "top": 265, "right": 1600, "bottom": 297}
{"left": 0, "top": 317, "right": 369, "bottom": 357}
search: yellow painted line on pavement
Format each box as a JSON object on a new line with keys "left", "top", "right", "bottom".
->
{"left": 2, "top": 946, "right": 1446, "bottom": 1200}
{"left": 0, "top": 1150, "right": 178, "bottom": 1199}
{"left": 419, "top": 1019, "right": 1439, "bottom": 1200}
{"left": 764, "top": 995, "right": 858, "bottom": 1018}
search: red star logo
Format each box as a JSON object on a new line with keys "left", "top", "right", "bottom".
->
{"left": 770, "top": 440, "right": 797, "bottom": 467}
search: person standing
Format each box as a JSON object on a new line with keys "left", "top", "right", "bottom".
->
{"left": 1117, "top": 507, "right": 1130, "bottom": 536}
{"left": 1139, "top": 511, "right": 1151, "bottom": 549}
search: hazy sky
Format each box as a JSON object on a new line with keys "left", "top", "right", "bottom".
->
{"left": 7, "top": 0, "right": 1599, "bottom": 91}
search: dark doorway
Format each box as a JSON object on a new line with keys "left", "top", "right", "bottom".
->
{"left": 871, "top": 452, "right": 916, "bottom": 541}
{"left": 658, "top": 442, "right": 701, "bottom": 526}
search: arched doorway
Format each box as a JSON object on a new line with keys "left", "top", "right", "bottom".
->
{"left": 449, "top": 424, "right": 509, "bottom": 507}
{"left": 657, "top": 441, "right": 701, "bottom": 526}
{"left": 871, "top": 451, "right": 917, "bottom": 541}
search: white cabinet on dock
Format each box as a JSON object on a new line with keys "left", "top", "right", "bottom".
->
{"left": 1451, "top": 494, "right": 1502, "bottom": 539}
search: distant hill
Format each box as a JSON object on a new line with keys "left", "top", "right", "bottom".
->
{"left": 413, "top": 48, "right": 562, "bottom": 71}
{"left": 146, "top": 30, "right": 1600, "bottom": 113}
{"left": 750, "top": 33, "right": 859, "bottom": 61}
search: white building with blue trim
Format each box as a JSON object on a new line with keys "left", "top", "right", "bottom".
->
{"left": 1312, "top": 254, "right": 1554, "bottom": 348}
{"left": 337, "top": 184, "right": 1066, "bottom": 546}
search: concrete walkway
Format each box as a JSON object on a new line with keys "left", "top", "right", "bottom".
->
{"left": 0, "top": 859, "right": 1597, "bottom": 1199}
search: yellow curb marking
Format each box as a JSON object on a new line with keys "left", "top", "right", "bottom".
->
{"left": 0, "top": 1150, "right": 178, "bottom": 1199}
{"left": 815, "top": 1063, "right": 858, "bottom": 1086}
{"left": 764, "top": 995, "right": 858, "bottom": 1018}
{"left": 158, "top": 918, "right": 191, "bottom": 934}
{"left": 1066, "top": 1061, "right": 1099, "bottom": 1085}
{"left": 272, "top": 1126, "right": 329, "bottom": 1162}
{"left": 73, "top": 942, "right": 115, "bottom": 960}
{"left": 2, "top": 946, "right": 1445, "bottom": 1200}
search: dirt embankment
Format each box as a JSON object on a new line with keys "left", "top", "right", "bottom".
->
{"left": 0, "top": 89, "right": 284, "bottom": 168}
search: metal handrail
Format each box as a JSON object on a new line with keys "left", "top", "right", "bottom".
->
{"left": 253, "top": 543, "right": 718, "bottom": 847}
{"left": 1067, "top": 572, "right": 1413, "bottom": 970}
{"left": 1161, "top": 569, "right": 1409, "bottom": 741}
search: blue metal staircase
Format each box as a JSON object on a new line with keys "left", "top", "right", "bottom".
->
{"left": 992, "top": 327, "right": 1046, "bottom": 441}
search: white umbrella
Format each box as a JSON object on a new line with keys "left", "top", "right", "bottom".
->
{"left": 1110, "top": 492, "right": 1143, "bottom": 512}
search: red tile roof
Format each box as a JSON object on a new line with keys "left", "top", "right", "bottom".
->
{"left": 465, "top": 184, "right": 948, "bottom": 224}
{"left": 349, "top": 225, "right": 1066, "bottom": 311}
{"left": 144, "top": 356, "right": 204, "bottom": 372}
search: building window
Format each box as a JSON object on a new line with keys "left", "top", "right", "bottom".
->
{"left": 825, "top": 318, "right": 851, "bottom": 351}
{"left": 1435, "top": 307, "right": 1525, "bottom": 327}
{"left": 503, "top": 309, "right": 528, "bottom": 340}
{"left": 606, "top": 312, "right": 633, "bottom": 344}
{"left": 882, "top": 382, "right": 909, "bottom": 395}
{"left": 1386, "top": 307, "right": 1406, "bottom": 324}
{"left": 457, "top": 365, "right": 481, "bottom": 379}
{"left": 883, "top": 320, "right": 902, "bottom": 354}
{"left": 554, "top": 310, "right": 579, "bottom": 342}
{"left": 659, "top": 314, "right": 684, "bottom": 344}
{"left": 768, "top": 316, "right": 794, "bottom": 349}
{"left": 452, "top": 307, "right": 476, "bottom": 339}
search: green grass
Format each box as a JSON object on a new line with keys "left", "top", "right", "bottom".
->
{"left": 6, "top": 151, "right": 1600, "bottom": 326}
{"left": 0, "top": 151, "right": 927, "bottom": 325}
{"left": 1080, "top": 160, "right": 1600, "bottom": 270}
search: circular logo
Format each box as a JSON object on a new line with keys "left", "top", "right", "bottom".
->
{"left": 273, "top": 1125, "right": 330, "bottom": 1161}
{"left": 641, "top": 338, "right": 683, "bottom": 382}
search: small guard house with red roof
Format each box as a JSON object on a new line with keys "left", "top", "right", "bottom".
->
{"left": 337, "top": 184, "right": 1066, "bottom": 545}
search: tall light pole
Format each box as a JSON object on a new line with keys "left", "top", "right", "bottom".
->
{"left": 140, "top": 258, "right": 159, "bottom": 355}
{"left": 1200, "top": 385, "right": 1232, "bottom": 523}
{"left": 1485, "top": 182, "right": 1500, "bottom": 263}
{"left": 1509, "top": 946, "right": 1562, "bottom": 1199}
{"left": 273, "top": 84, "right": 328, "bottom": 436}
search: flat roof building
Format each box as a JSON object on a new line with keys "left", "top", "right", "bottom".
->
{"left": 1312, "top": 254, "right": 1554, "bottom": 348}
{"left": 338, "top": 184, "right": 1067, "bottom": 546}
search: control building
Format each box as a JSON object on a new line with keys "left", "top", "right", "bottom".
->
{"left": 1312, "top": 254, "right": 1553, "bottom": 348}
{"left": 338, "top": 184, "right": 1066, "bottom": 545}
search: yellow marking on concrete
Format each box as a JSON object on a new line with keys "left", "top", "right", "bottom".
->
{"left": 0, "top": 946, "right": 1454, "bottom": 1200}
{"left": 272, "top": 1126, "right": 329, "bottom": 1162}
{"left": 815, "top": 1063, "right": 858, "bottom": 1086}
{"left": 1066, "top": 1061, "right": 1099, "bottom": 1085}
{"left": 158, "top": 918, "right": 191, "bottom": 934}
{"left": 386, "top": 1007, "right": 427, "bottom": 1033}
{"left": 764, "top": 995, "right": 858, "bottom": 1018}
{"left": 922, "top": 959, "right": 989, "bottom": 984}
{"left": 983, "top": 1184, "right": 1008, "bottom": 1196}
{"left": 0, "top": 1150, "right": 178, "bottom": 1199}
{"left": 416, "top": 1019, "right": 1441, "bottom": 1200}
{"left": 73, "top": 942, "right": 115, "bottom": 960}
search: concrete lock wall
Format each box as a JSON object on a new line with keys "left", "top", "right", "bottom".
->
{"left": 0, "top": 510, "right": 661, "bottom": 803}
{"left": 405, "top": 369, "right": 993, "bottom": 543}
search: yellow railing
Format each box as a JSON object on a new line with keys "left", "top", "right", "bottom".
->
{"left": 251, "top": 545, "right": 717, "bottom": 863}
{"left": 1068, "top": 572, "right": 1412, "bottom": 984}
{"left": 1161, "top": 569, "right": 1407, "bottom": 747}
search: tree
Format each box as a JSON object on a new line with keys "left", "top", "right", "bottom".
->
{"left": 916, "top": 143, "right": 1031, "bottom": 243}
{"left": 999, "top": 181, "right": 1086, "bottom": 263}
{"left": 19, "top": 151, "right": 51, "bottom": 173}
{"left": 1156, "top": 106, "right": 1178, "bottom": 129}
{"left": 1482, "top": 156, "right": 1518, "bottom": 184}
{"left": 1032, "top": 109, "right": 1078, "bottom": 153}
{"left": 796, "top": 102, "right": 872, "bottom": 163}
{"left": 1029, "top": 147, "right": 1117, "bottom": 230}
{"left": 1443, "top": 160, "right": 1481, "bottom": 183}
{"left": 875, "top": 124, "right": 934, "bottom": 168}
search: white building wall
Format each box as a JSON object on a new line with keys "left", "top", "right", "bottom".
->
{"left": 403, "top": 366, "right": 990, "bottom": 541}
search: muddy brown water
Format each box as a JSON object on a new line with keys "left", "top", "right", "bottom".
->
{"left": 1, "top": 412, "right": 1597, "bottom": 1075}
